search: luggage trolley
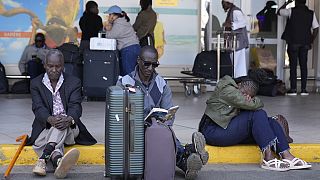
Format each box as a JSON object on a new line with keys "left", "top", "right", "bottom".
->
{"left": 180, "top": 31, "right": 238, "bottom": 96}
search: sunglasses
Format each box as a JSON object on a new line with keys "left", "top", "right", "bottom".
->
{"left": 142, "top": 61, "right": 159, "bottom": 68}
{"left": 138, "top": 56, "right": 159, "bottom": 68}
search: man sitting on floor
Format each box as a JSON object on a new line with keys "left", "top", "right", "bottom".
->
{"left": 117, "top": 46, "right": 209, "bottom": 179}
{"left": 26, "top": 49, "right": 96, "bottom": 178}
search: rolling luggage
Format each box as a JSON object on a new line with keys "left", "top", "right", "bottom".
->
{"left": 105, "top": 86, "right": 144, "bottom": 179}
{"left": 144, "top": 118, "right": 176, "bottom": 180}
{"left": 83, "top": 50, "right": 119, "bottom": 98}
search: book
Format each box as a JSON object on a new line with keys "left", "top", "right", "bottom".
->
{"left": 144, "top": 105, "right": 179, "bottom": 121}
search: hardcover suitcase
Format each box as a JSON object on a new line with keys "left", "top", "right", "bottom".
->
{"left": 83, "top": 50, "right": 119, "bottom": 98}
{"left": 105, "top": 86, "right": 144, "bottom": 179}
{"left": 144, "top": 118, "right": 176, "bottom": 180}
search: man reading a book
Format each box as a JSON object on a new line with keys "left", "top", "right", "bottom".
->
{"left": 117, "top": 46, "right": 209, "bottom": 179}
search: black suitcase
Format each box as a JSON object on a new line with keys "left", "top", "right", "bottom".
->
{"left": 192, "top": 50, "right": 233, "bottom": 80}
{"left": 64, "top": 63, "right": 83, "bottom": 82}
{"left": 105, "top": 86, "right": 144, "bottom": 179}
{"left": 83, "top": 50, "right": 119, "bottom": 98}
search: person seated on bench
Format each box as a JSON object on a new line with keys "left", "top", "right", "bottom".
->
{"left": 117, "top": 46, "right": 209, "bottom": 179}
{"left": 26, "top": 49, "right": 97, "bottom": 178}
{"left": 19, "top": 33, "right": 49, "bottom": 79}
{"left": 198, "top": 75, "right": 312, "bottom": 171}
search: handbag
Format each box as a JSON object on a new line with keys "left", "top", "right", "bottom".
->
{"left": 271, "top": 115, "right": 293, "bottom": 143}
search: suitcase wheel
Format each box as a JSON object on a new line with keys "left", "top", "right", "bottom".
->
{"left": 184, "top": 84, "right": 192, "bottom": 97}
{"left": 193, "top": 84, "right": 201, "bottom": 97}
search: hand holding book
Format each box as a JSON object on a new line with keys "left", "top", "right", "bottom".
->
{"left": 144, "top": 105, "right": 179, "bottom": 122}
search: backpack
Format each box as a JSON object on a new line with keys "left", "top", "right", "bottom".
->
{"left": 0, "top": 62, "right": 9, "bottom": 93}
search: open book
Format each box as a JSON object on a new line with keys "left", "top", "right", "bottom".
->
{"left": 144, "top": 105, "right": 179, "bottom": 121}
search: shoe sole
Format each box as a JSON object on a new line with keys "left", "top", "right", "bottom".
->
{"left": 300, "top": 93, "right": 309, "bottom": 96}
{"left": 286, "top": 93, "right": 297, "bottom": 96}
{"left": 33, "top": 168, "right": 46, "bottom": 176}
{"left": 261, "top": 165, "right": 290, "bottom": 172}
{"left": 185, "top": 153, "right": 203, "bottom": 180}
{"left": 192, "top": 132, "right": 209, "bottom": 165}
{"left": 54, "top": 148, "right": 80, "bottom": 179}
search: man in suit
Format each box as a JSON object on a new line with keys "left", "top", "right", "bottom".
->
{"left": 27, "top": 49, "right": 96, "bottom": 178}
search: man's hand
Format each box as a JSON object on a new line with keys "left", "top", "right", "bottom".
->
{"left": 54, "top": 116, "right": 72, "bottom": 131}
{"left": 47, "top": 116, "right": 59, "bottom": 127}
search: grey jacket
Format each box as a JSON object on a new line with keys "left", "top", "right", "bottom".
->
{"left": 117, "top": 67, "right": 174, "bottom": 126}
{"left": 105, "top": 17, "right": 139, "bottom": 50}
{"left": 19, "top": 44, "right": 49, "bottom": 74}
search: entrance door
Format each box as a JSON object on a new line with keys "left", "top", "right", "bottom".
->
{"left": 207, "top": 0, "right": 319, "bottom": 90}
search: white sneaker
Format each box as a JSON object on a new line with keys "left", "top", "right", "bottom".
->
{"left": 54, "top": 148, "right": 80, "bottom": 179}
{"left": 33, "top": 159, "right": 46, "bottom": 176}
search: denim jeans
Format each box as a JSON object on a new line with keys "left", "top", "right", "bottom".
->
{"left": 199, "top": 109, "right": 289, "bottom": 154}
{"left": 27, "top": 60, "right": 45, "bottom": 79}
{"left": 120, "top": 44, "right": 141, "bottom": 76}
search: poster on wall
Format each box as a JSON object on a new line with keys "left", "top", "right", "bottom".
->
{"left": 0, "top": 0, "right": 83, "bottom": 71}
{"left": 97, "top": 0, "right": 199, "bottom": 66}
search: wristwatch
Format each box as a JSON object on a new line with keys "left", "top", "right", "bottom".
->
{"left": 70, "top": 116, "right": 75, "bottom": 125}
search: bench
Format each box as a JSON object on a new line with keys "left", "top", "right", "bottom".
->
{"left": 6, "top": 75, "right": 30, "bottom": 79}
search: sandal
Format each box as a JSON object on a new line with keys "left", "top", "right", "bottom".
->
{"left": 282, "top": 158, "right": 312, "bottom": 170}
{"left": 261, "top": 158, "right": 290, "bottom": 172}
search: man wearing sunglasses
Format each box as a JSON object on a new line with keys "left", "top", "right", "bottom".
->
{"left": 19, "top": 33, "right": 50, "bottom": 79}
{"left": 117, "top": 46, "right": 208, "bottom": 179}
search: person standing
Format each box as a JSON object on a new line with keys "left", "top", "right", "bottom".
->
{"left": 104, "top": 5, "right": 141, "bottom": 76}
{"left": 278, "top": 0, "right": 319, "bottom": 96}
{"left": 221, "top": 0, "right": 249, "bottom": 78}
{"left": 79, "top": 1, "right": 103, "bottom": 55}
{"left": 133, "top": 0, "right": 157, "bottom": 47}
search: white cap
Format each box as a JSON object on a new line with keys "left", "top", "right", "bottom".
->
{"left": 223, "top": 0, "right": 234, "bottom": 3}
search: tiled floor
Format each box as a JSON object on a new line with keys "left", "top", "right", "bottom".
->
{"left": 0, "top": 92, "right": 319, "bottom": 144}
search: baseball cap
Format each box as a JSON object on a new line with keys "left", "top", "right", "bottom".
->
{"left": 104, "top": 5, "right": 122, "bottom": 14}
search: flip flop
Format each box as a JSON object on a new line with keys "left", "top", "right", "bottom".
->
{"left": 282, "top": 158, "right": 312, "bottom": 170}
{"left": 261, "top": 158, "right": 290, "bottom": 172}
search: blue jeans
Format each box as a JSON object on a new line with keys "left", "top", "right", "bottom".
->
{"left": 120, "top": 44, "right": 141, "bottom": 76}
{"left": 27, "top": 60, "right": 45, "bottom": 79}
{"left": 199, "top": 109, "right": 289, "bottom": 154}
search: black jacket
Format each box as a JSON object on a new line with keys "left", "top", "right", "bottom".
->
{"left": 26, "top": 73, "right": 97, "bottom": 145}
{"left": 79, "top": 12, "right": 103, "bottom": 40}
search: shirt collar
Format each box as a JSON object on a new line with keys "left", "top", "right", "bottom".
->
{"left": 42, "top": 73, "right": 64, "bottom": 95}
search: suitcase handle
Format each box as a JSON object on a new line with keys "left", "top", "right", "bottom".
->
{"left": 129, "top": 119, "right": 135, "bottom": 152}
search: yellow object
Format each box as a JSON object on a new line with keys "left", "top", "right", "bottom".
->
{"left": 1, "top": 144, "right": 320, "bottom": 165}
{"left": 155, "top": 0, "right": 179, "bottom": 7}
{"left": 154, "top": 21, "right": 166, "bottom": 58}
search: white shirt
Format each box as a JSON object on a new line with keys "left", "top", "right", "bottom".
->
{"left": 231, "top": 10, "right": 248, "bottom": 30}
{"left": 279, "top": 8, "right": 319, "bottom": 29}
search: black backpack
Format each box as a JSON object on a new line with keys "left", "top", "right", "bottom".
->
{"left": 0, "top": 62, "right": 8, "bottom": 94}
{"left": 57, "top": 43, "right": 82, "bottom": 63}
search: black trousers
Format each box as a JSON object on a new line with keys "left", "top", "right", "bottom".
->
{"left": 287, "top": 44, "right": 309, "bottom": 90}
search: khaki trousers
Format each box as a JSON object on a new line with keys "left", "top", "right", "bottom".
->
{"left": 33, "top": 126, "right": 79, "bottom": 157}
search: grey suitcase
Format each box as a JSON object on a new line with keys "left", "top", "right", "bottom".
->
{"left": 105, "top": 86, "right": 144, "bottom": 179}
{"left": 144, "top": 118, "right": 176, "bottom": 180}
